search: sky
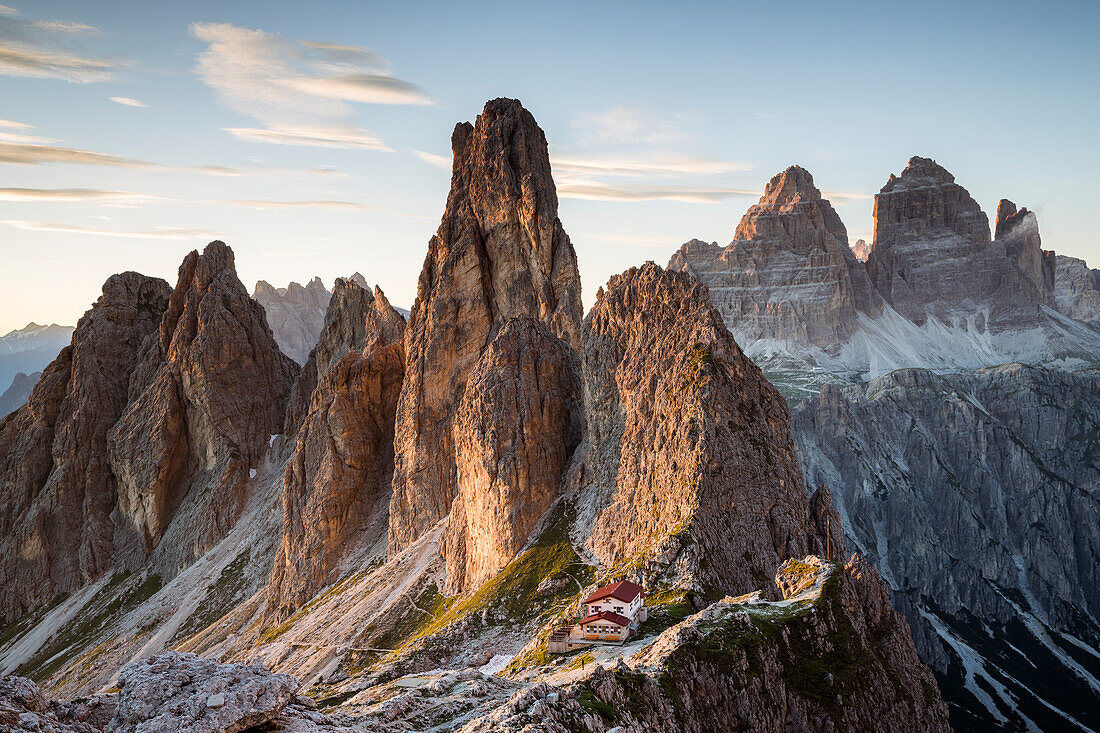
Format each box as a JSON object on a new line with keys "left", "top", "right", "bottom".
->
{"left": 1, "top": 0, "right": 1098, "bottom": 333}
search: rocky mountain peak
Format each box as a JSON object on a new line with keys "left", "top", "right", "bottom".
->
{"left": 881, "top": 155, "right": 957, "bottom": 192}
{"left": 389, "top": 98, "right": 582, "bottom": 554}
{"left": 671, "top": 165, "right": 879, "bottom": 348}
{"left": 108, "top": 241, "right": 297, "bottom": 568}
{"left": 863, "top": 156, "right": 1054, "bottom": 328}
{"left": 252, "top": 274, "right": 333, "bottom": 365}
{"left": 734, "top": 164, "right": 848, "bottom": 245}
{"left": 995, "top": 198, "right": 1032, "bottom": 239}
{"left": 268, "top": 276, "right": 406, "bottom": 618}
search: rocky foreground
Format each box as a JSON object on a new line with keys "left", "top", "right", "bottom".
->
{"left": 1, "top": 557, "right": 948, "bottom": 732}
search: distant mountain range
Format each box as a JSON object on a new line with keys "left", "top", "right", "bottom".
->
{"left": 670, "top": 160, "right": 1100, "bottom": 730}
{"left": 0, "top": 322, "right": 73, "bottom": 416}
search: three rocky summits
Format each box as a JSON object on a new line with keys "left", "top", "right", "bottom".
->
{"left": 0, "top": 96, "right": 1094, "bottom": 731}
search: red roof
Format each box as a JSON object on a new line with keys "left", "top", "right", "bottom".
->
{"left": 579, "top": 611, "right": 631, "bottom": 627}
{"left": 582, "top": 580, "right": 644, "bottom": 605}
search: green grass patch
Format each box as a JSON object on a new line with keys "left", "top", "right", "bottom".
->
{"left": 0, "top": 593, "right": 69, "bottom": 651}
{"left": 172, "top": 548, "right": 252, "bottom": 644}
{"left": 17, "top": 572, "right": 162, "bottom": 682}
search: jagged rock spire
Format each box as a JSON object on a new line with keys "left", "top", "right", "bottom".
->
{"left": 388, "top": 98, "right": 583, "bottom": 554}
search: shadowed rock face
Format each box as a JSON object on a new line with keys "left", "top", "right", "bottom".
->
{"left": 572, "top": 262, "right": 831, "bottom": 595}
{"left": 282, "top": 278, "right": 401, "bottom": 438}
{"left": 108, "top": 241, "right": 298, "bottom": 572}
{"left": 267, "top": 281, "right": 406, "bottom": 618}
{"left": 669, "top": 166, "right": 880, "bottom": 348}
{"left": 252, "top": 277, "right": 332, "bottom": 365}
{"left": 1052, "top": 254, "right": 1100, "bottom": 322}
{"left": 866, "top": 157, "right": 1044, "bottom": 330}
{"left": 793, "top": 365, "right": 1100, "bottom": 731}
{"left": 995, "top": 199, "right": 1052, "bottom": 301}
{"left": 389, "top": 98, "right": 583, "bottom": 554}
{"left": 442, "top": 317, "right": 583, "bottom": 595}
{"left": 0, "top": 272, "right": 171, "bottom": 621}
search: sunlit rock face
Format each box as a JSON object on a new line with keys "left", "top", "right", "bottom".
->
{"left": 267, "top": 280, "right": 406, "bottom": 619}
{"left": 0, "top": 272, "right": 170, "bottom": 621}
{"left": 252, "top": 277, "right": 332, "bottom": 365}
{"left": 669, "top": 166, "right": 880, "bottom": 349}
{"left": 866, "top": 156, "right": 1045, "bottom": 331}
{"left": 108, "top": 241, "right": 298, "bottom": 573}
{"left": 570, "top": 262, "right": 834, "bottom": 596}
{"left": 442, "top": 317, "right": 583, "bottom": 595}
{"left": 388, "top": 98, "right": 583, "bottom": 555}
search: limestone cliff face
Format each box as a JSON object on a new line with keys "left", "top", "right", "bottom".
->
{"left": 669, "top": 166, "right": 880, "bottom": 348}
{"left": 461, "top": 557, "right": 949, "bottom": 733}
{"left": 866, "top": 157, "right": 1043, "bottom": 330}
{"left": 793, "top": 365, "right": 1100, "bottom": 731}
{"left": 1052, "top": 254, "right": 1100, "bottom": 322}
{"left": 108, "top": 242, "right": 298, "bottom": 570}
{"left": 572, "top": 262, "right": 828, "bottom": 595}
{"left": 267, "top": 282, "right": 406, "bottom": 618}
{"left": 442, "top": 318, "right": 582, "bottom": 595}
{"left": 995, "top": 199, "right": 1053, "bottom": 301}
{"left": 252, "top": 277, "right": 332, "bottom": 365}
{"left": 0, "top": 273, "right": 170, "bottom": 620}
{"left": 389, "top": 98, "right": 583, "bottom": 554}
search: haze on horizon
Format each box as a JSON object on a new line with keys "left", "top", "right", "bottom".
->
{"left": 1, "top": 0, "right": 1098, "bottom": 333}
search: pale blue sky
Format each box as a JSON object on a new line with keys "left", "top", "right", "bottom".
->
{"left": 1, "top": 0, "right": 1097, "bottom": 332}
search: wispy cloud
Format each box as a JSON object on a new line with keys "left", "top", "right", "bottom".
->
{"left": 190, "top": 22, "right": 428, "bottom": 149}
{"left": 0, "top": 139, "right": 345, "bottom": 178}
{"left": 0, "top": 219, "right": 215, "bottom": 239}
{"left": 413, "top": 150, "right": 745, "bottom": 179}
{"left": 570, "top": 107, "right": 690, "bottom": 145}
{"left": 0, "top": 13, "right": 118, "bottom": 81}
{"left": 0, "top": 141, "right": 153, "bottom": 167}
{"left": 228, "top": 199, "right": 375, "bottom": 210}
{"left": 0, "top": 117, "right": 29, "bottom": 127}
{"left": 0, "top": 187, "right": 160, "bottom": 202}
{"left": 0, "top": 6, "right": 17, "bottom": 17}
{"left": 822, "top": 190, "right": 873, "bottom": 202}
{"left": 558, "top": 181, "right": 759, "bottom": 204}
{"left": 109, "top": 96, "right": 145, "bottom": 107}
{"left": 0, "top": 128, "right": 54, "bottom": 144}
{"left": 551, "top": 155, "right": 749, "bottom": 178}
{"left": 754, "top": 112, "right": 776, "bottom": 120}
{"left": 226, "top": 125, "right": 388, "bottom": 150}
{"left": 412, "top": 149, "right": 451, "bottom": 169}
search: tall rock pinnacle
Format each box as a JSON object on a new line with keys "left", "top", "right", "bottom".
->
{"left": 441, "top": 318, "right": 582, "bottom": 594}
{"left": 0, "top": 272, "right": 171, "bottom": 620}
{"left": 268, "top": 280, "right": 406, "bottom": 618}
{"left": 388, "top": 98, "right": 583, "bottom": 554}
{"left": 669, "top": 165, "right": 880, "bottom": 348}
{"left": 108, "top": 241, "right": 298, "bottom": 572}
